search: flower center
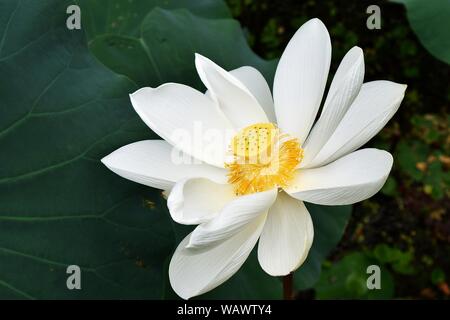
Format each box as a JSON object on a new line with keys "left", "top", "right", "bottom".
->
{"left": 225, "top": 123, "right": 303, "bottom": 196}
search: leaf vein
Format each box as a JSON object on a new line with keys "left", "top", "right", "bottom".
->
{"left": 0, "top": 0, "right": 22, "bottom": 57}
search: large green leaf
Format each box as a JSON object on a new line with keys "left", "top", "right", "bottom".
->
{"left": 85, "top": 7, "right": 277, "bottom": 88}
{"left": 76, "top": 0, "right": 231, "bottom": 39}
{"left": 0, "top": 0, "right": 169, "bottom": 299}
{"left": 394, "top": 0, "right": 450, "bottom": 64}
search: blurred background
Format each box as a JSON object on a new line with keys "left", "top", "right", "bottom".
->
{"left": 225, "top": 0, "right": 449, "bottom": 299}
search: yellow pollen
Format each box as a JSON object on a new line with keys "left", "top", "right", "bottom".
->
{"left": 226, "top": 123, "right": 303, "bottom": 196}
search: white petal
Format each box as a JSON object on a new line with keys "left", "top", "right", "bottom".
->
{"left": 101, "top": 140, "right": 227, "bottom": 190}
{"left": 305, "top": 205, "right": 314, "bottom": 252}
{"left": 306, "top": 81, "right": 406, "bottom": 168}
{"left": 188, "top": 189, "right": 277, "bottom": 249}
{"left": 130, "top": 84, "right": 234, "bottom": 167}
{"left": 229, "top": 66, "right": 276, "bottom": 123}
{"left": 169, "top": 213, "right": 266, "bottom": 299}
{"left": 167, "top": 178, "right": 236, "bottom": 225}
{"left": 285, "top": 148, "right": 393, "bottom": 205}
{"left": 195, "top": 53, "right": 268, "bottom": 129}
{"left": 258, "top": 192, "right": 314, "bottom": 276}
{"left": 273, "top": 18, "right": 331, "bottom": 143}
{"left": 302, "top": 47, "right": 364, "bottom": 166}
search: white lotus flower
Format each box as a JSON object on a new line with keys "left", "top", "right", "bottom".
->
{"left": 102, "top": 18, "right": 406, "bottom": 299}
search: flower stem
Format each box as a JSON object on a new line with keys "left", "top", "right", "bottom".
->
{"left": 283, "top": 273, "right": 294, "bottom": 300}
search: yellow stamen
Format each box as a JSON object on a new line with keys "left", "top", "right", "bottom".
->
{"left": 226, "top": 123, "right": 303, "bottom": 196}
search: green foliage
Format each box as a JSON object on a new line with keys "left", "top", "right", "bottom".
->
{"left": 394, "top": 113, "right": 449, "bottom": 200}
{"left": 372, "top": 244, "right": 416, "bottom": 275}
{"left": 381, "top": 176, "right": 398, "bottom": 197}
{"left": 86, "top": 8, "right": 276, "bottom": 88}
{"left": 260, "top": 18, "right": 283, "bottom": 59}
{"left": 315, "top": 252, "right": 395, "bottom": 299}
{"left": 431, "top": 268, "right": 446, "bottom": 285}
{"left": 76, "top": 0, "right": 231, "bottom": 39}
{"left": 0, "top": 0, "right": 165, "bottom": 299}
{"left": 315, "top": 243, "right": 419, "bottom": 299}
{"left": 396, "top": 140, "right": 429, "bottom": 181}
{"left": 394, "top": 0, "right": 450, "bottom": 64}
